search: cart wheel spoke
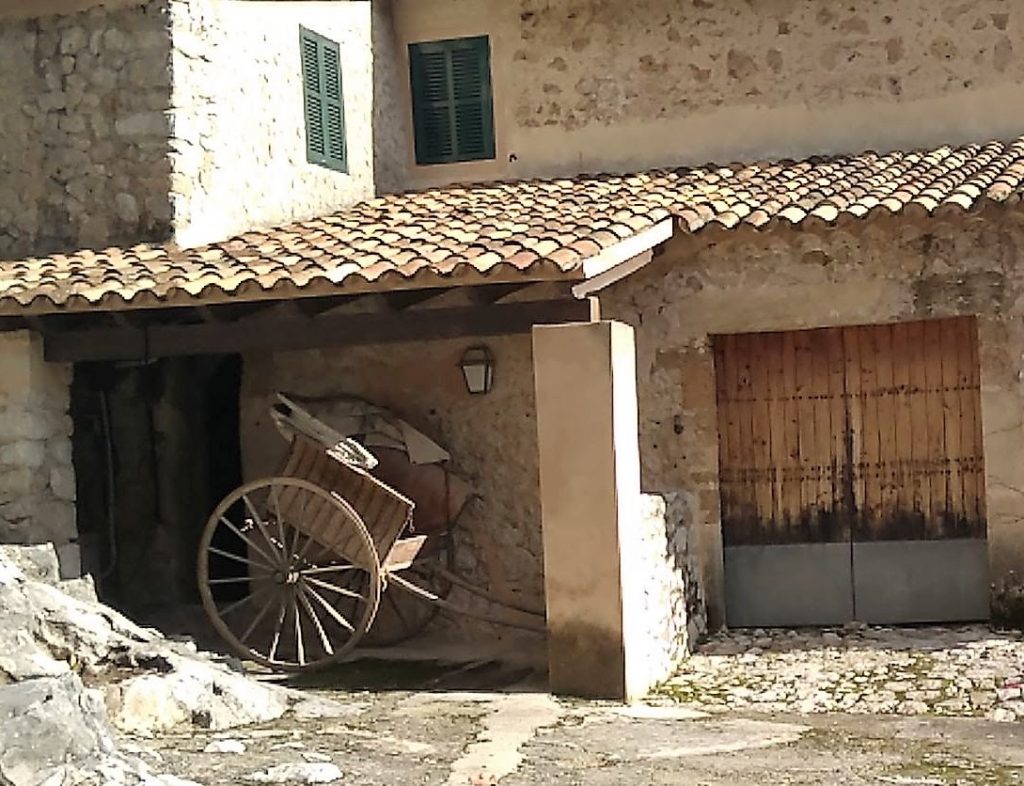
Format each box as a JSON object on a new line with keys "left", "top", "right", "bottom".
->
{"left": 242, "top": 493, "right": 285, "bottom": 568}
{"left": 268, "top": 599, "right": 287, "bottom": 662}
{"left": 361, "top": 539, "right": 454, "bottom": 648}
{"left": 300, "top": 563, "right": 360, "bottom": 575}
{"left": 218, "top": 515, "right": 279, "bottom": 571}
{"left": 292, "top": 595, "right": 306, "bottom": 667}
{"left": 240, "top": 591, "right": 278, "bottom": 645}
{"left": 199, "top": 476, "right": 381, "bottom": 672}
{"left": 217, "top": 589, "right": 261, "bottom": 619}
{"left": 297, "top": 588, "right": 334, "bottom": 657}
{"left": 384, "top": 590, "right": 412, "bottom": 630}
{"left": 304, "top": 574, "right": 368, "bottom": 603}
{"left": 303, "top": 582, "right": 356, "bottom": 633}
{"left": 207, "top": 545, "right": 270, "bottom": 572}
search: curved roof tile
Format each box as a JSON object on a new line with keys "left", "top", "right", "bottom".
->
{"left": 3, "top": 136, "right": 1024, "bottom": 314}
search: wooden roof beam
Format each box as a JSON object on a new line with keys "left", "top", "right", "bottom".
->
{"left": 44, "top": 298, "right": 600, "bottom": 363}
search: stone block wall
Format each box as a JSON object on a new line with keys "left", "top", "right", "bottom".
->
{"left": 390, "top": 0, "right": 1024, "bottom": 189}
{"left": 0, "top": 1, "right": 172, "bottom": 258}
{"left": 168, "top": 0, "right": 376, "bottom": 248}
{"left": 239, "top": 334, "right": 545, "bottom": 636}
{"left": 0, "top": 332, "right": 76, "bottom": 554}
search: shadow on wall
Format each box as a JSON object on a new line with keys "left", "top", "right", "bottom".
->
{"left": 993, "top": 572, "right": 1024, "bottom": 629}
{"left": 665, "top": 492, "right": 709, "bottom": 647}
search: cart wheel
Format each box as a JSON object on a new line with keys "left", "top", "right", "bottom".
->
{"left": 362, "top": 535, "right": 455, "bottom": 647}
{"left": 197, "top": 477, "right": 381, "bottom": 672}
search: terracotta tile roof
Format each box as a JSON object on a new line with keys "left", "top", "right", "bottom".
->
{"left": 3, "top": 137, "right": 1024, "bottom": 315}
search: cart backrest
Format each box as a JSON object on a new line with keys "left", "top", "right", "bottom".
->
{"left": 279, "top": 434, "right": 414, "bottom": 564}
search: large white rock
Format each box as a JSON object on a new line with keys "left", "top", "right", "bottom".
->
{"left": 0, "top": 673, "right": 203, "bottom": 786}
{"left": 107, "top": 655, "right": 290, "bottom": 734}
{"left": 0, "top": 545, "right": 293, "bottom": 736}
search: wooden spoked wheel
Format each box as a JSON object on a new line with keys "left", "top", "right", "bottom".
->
{"left": 362, "top": 535, "right": 454, "bottom": 647}
{"left": 197, "top": 477, "right": 381, "bottom": 671}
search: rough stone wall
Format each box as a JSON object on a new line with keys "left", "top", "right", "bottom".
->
{"left": 601, "top": 207, "right": 1024, "bottom": 627}
{"left": 390, "top": 0, "right": 1024, "bottom": 189}
{"left": 628, "top": 492, "right": 707, "bottom": 681}
{"left": 239, "top": 335, "right": 544, "bottom": 633}
{"left": 515, "top": 0, "right": 1020, "bottom": 131}
{"left": 0, "top": 332, "right": 76, "bottom": 560}
{"left": 371, "top": 0, "right": 410, "bottom": 195}
{"left": 0, "top": 1, "right": 172, "bottom": 258}
{"left": 169, "top": 0, "right": 376, "bottom": 248}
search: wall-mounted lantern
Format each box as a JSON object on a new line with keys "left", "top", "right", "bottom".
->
{"left": 458, "top": 345, "right": 495, "bottom": 395}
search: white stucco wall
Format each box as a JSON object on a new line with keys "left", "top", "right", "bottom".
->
{"left": 170, "top": 0, "right": 375, "bottom": 248}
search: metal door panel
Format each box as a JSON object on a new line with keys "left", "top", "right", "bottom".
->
{"left": 724, "top": 543, "right": 854, "bottom": 627}
{"left": 853, "top": 539, "right": 989, "bottom": 623}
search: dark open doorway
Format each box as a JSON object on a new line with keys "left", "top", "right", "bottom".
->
{"left": 70, "top": 354, "right": 243, "bottom": 619}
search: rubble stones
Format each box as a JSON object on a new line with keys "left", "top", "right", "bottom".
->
{"left": 247, "top": 763, "right": 343, "bottom": 784}
{"left": 204, "top": 739, "right": 246, "bottom": 754}
{"left": 661, "top": 626, "right": 1024, "bottom": 721}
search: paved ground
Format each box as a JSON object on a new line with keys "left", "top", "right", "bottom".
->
{"left": 139, "top": 627, "right": 1024, "bottom": 785}
{"left": 662, "top": 625, "right": 1024, "bottom": 720}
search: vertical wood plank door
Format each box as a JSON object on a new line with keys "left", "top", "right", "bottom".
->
{"left": 716, "top": 317, "right": 988, "bottom": 627}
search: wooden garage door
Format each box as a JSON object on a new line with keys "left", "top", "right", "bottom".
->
{"left": 715, "top": 317, "right": 988, "bottom": 626}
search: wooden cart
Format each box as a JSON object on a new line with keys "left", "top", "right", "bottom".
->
{"left": 197, "top": 397, "right": 544, "bottom": 671}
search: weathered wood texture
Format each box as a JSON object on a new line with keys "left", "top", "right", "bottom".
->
{"left": 278, "top": 435, "right": 413, "bottom": 565}
{"left": 715, "top": 317, "right": 985, "bottom": 546}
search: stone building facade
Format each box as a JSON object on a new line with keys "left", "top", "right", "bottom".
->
{"left": 1, "top": 0, "right": 1024, "bottom": 687}
{"left": 382, "top": 0, "right": 1024, "bottom": 189}
{"left": 602, "top": 204, "right": 1024, "bottom": 627}
{"left": 169, "top": 0, "right": 375, "bottom": 247}
{"left": 0, "top": 0, "right": 377, "bottom": 258}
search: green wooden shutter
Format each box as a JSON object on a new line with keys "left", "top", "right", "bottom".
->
{"left": 410, "top": 36, "right": 494, "bottom": 165}
{"left": 301, "top": 27, "right": 347, "bottom": 173}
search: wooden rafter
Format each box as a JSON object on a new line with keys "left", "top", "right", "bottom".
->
{"left": 42, "top": 297, "right": 599, "bottom": 363}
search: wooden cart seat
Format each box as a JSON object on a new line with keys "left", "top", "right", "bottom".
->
{"left": 277, "top": 433, "right": 414, "bottom": 566}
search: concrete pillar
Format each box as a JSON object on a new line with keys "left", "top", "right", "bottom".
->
{"left": 0, "top": 331, "right": 77, "bottom": 566}
{"left": 533, "top": 320, "right": 657, "bottom": 700}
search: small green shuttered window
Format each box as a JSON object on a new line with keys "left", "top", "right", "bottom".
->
{"left": 409, "top": 36, "right": 495, "bottom": 165}
{"left": 300, "top": 26, "right": 347, "bottom": 173}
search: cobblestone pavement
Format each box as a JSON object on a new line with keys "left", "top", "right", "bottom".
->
{"left": 131, "top": 633, "right": 1024, "bottom": 784}
{"left": 147, "top": 683, "right": 1024, "bottom": 785}
{"left": 660, "top": 625, "right": 1024, "bottom": 721}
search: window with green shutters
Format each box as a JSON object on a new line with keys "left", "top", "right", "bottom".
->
{"left": 409, "top": 36, "right": 495, "bottom": 165}
{"left": 300, "top": 26, "right": 347, "bottom": 173}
